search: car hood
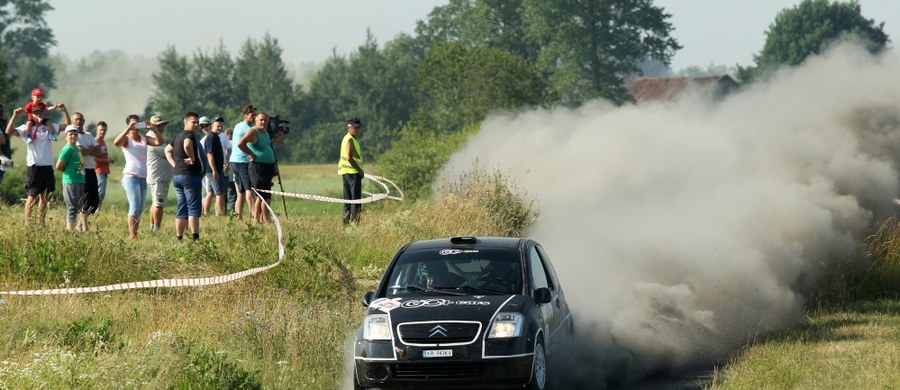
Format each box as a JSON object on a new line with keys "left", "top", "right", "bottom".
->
{"left": 366, "top": 294, "right": 521, "bottom": 323}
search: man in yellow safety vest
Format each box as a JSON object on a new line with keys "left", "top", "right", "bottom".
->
{"left": 338, "top": 117, "right": 364, "bottom": 225}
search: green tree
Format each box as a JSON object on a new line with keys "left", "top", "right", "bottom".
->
{"left": 737, "top": 0, "right": 888, "bottom": 83}
{"left": 379, "top": 124, "right": 476, "bottom": 201}
{"left": 415, "top": 0, "right": 537, "bottom": 62}
{"left": 0, "top": 59, "right": 17, "bottom": 108}
{"left": 233, "top": 35, "right": 300, "bottom": 162}
{"left": 524, "top": 0, "right": 680, "bottom": 105}
{"left": 234, "top": 35, "right": 297, "bottom": 118}
{"left": 416, "top": 42, "right": 544, "bottom": 132}
{"left": 192, "top": 42, "right": 241, "bottom": 117}
{"left": 298, "top": 32, "right": 421, "bottom": 162}
{"left": 0, "top": 0, "right": 56, "bottom": 101}
{"left": 150, "top": 47, "right": 193, "bottom": 121}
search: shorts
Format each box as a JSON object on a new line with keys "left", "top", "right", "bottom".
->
{"left": 249, "top": 162, "right": 275, "bottom": 201}
{"left": 231, "top": 162, "right": 251, "bottom": 192}
{"left": 148, "top": 180, "right": 171, "bottom": 208}
{"left": 25, "top": 165, "right": 55, "bottom": 195}
{"left": 173, "top": 175, "right": 203, "bottom": 218}
{"left": 205, "top": 172, "right": 227, "bottom": 196}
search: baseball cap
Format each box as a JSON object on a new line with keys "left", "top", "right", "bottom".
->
{"left": 64, "top": 124, "right": 79, "bottom": 133}
{"left": 150, "top": 114, "right": 168, "bottom": 126}
{"left": 31, "top": 88, "right": 45, "bottom": 97}
{"left": 199, "top": 116, "right": 211, "bottom": 125}
{"left": 213, "top": 116, "right": 224, "bottom": 123}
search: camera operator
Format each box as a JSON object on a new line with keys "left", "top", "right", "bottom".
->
{"left": 237, "top": 111, "right": 285, "bottom": 224}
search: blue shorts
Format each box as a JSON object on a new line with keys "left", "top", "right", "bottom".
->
{"left": 173, "top": 175, "right": 203, "bottom": 218}
{"left": 205, "top": 172, "right": 227, "bottom": 195}
{"left": 231, "top": 162, "right": 251, "bottom": 192}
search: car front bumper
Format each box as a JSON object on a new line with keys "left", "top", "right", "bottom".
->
{"left": 354, "top": 355, "right": 534, "bottom": 389}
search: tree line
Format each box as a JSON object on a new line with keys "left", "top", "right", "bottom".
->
{"left": 0, "top": 0, "right": 891, "bottom": 200}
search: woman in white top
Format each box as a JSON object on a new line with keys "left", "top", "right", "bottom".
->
{"left": 114, "top": 114, "right": 163, "bottom": 240}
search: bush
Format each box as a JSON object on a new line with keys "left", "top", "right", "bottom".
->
{"left": 379, "top": 124, "right": 476, "bottom": 201}
{"left": 430, "top": 164, "right": 536, "bottom": 237}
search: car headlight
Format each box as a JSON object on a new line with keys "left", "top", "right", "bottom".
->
{"left": 488, "top": 312, "right": 524, "bottom": 338}
{"left": 363, "top": 314, "right": 392, "bottom": 341}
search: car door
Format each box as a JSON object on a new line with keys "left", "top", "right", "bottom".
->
{"left": 527, "top": 245, "right": 559, "bottom": 345}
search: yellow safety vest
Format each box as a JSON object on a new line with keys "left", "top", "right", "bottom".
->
{"left": 338, "top": 132, "right": 363, "bottom": 175}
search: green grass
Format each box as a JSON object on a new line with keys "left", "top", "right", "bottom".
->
{"left": 708, "top": 219, "right": 900, "bottom": 390}
{"left": 708, "top": 299, "right": 900, "bottom": 389}
{"left": 0, "top": 164, "right": 533, "bottom": 388}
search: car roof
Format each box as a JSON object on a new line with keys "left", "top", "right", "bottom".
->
{"left": 402, "top": 236, "right": 527, "bottom": 252}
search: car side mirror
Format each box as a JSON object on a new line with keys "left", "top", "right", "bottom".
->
{"left": 534, "top": 287, "right": 552, "bottom": 304}
{"left": 361, "top": 291, "right": 374, "bottom": 307}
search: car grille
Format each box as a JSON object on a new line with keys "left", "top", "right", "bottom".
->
{"left": 397, "top": 321, "right": 481, "bottom": 345}
{"left": 392, "top": 362, "right": 487, "bottom": 379}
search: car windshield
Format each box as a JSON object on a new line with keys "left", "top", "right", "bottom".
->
{"left": 384, "top": 248, "right": 522, "bottom": 296}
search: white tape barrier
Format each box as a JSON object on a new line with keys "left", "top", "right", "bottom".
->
{"left": 0, "top": 189, "right": 284, "bottom": 296}
{"left": 256, "top": 174, "right": 404, "bottom": 204}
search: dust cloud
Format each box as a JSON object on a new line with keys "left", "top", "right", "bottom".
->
{"left": 439, "top": 42, "right": 900, "bottom": 385}
{"left": 51, "top": 51, "right": 158, "bottom": 129}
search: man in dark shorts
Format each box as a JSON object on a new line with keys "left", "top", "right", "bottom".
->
{"left": 236, "top": 111, "right": 285, "bottom": 224}
{"left": 4, "top": 103, "right": 71, "bottom": 225}
{"left": 229, "top": 104, "right": 257, "bottom": 220}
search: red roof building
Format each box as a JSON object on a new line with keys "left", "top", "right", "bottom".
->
{"left": 626, "top": 75, "right": 738, "bottom": 103}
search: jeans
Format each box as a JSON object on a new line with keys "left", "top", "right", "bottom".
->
{"left": 173, "top": 175, "right": 203, "bottom": 218}
{"left": 97, "top": 173, "right": 108, "bottom": 204}
{"left": 121, "top": 174, "right": 147, "bottom": 219}
{"left": 342, "top": 173, "right": 362, "bottom": 224}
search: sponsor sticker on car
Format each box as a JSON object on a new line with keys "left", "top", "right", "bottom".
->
{"left": 423, "top": 349, "right": 453, "bottom": 358}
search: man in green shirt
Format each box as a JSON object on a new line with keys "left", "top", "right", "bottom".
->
{"left": 56, "top": 125, "right": 86, "bottom": 232}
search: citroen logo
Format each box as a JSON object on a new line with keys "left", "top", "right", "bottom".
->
{"left": 429, "top": 325, "right": 448, "bottom": 337}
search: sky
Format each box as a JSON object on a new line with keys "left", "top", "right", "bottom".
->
{"left": 46, "top": 0, "right": 900, "bottom": 71}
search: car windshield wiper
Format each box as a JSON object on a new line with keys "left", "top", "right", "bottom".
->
{"left": 403, "top": 284, "right": 465, "bottom": 296}
{"left": 456, "top": 284, "right": 507, "bottom": 295}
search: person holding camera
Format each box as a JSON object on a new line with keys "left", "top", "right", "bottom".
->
{"left": 338, "top": 117, "right": 364, "bottom": 225}
{"left": 114, "top": 114, "right": 165, "bottom": 240}
{"left": 237, "top": 111, "right": 284, "bottom": 224}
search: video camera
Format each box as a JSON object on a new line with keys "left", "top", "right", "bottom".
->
{"left": 266, "top": 115, "right": 290, "bottom": 136}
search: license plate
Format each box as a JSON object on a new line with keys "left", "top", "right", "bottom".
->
{"left": 423, "top": 349, "right": 453, "bottom": 358}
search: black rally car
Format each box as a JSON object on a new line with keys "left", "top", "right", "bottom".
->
{"left": 353, "top": 237, "right": 573, "bottom": 390}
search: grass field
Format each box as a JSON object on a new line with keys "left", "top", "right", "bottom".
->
{"left": 0, "top": 158, "right": 898, "bottom": 388}
{"left": 0, "top": 165, "right": 530, "bottom": 388}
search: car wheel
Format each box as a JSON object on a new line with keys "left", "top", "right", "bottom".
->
{"left": 527, "top": 337, "right": 548, "bottom": 390}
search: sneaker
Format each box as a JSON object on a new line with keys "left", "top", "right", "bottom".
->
{"left": 48, "top": 132, "right": 57, "bottom": 141}
{"left": 24, "top": 136, "right": 32, "bottom": 144}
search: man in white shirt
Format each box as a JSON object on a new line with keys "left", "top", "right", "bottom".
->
{"left": 73, "top": 112, "right": 101, "bottom": 231}
{"left": 145, "top": 114, "right": 173, "bottom": 232}
{"left": 4, "top": 103, "right": 70, "bottom": 225}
